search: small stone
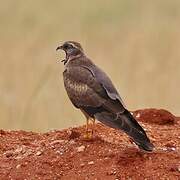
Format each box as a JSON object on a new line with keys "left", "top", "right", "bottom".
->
{"left": 16, "top": 164, "right": 21, "bottom": 169}
{"left": 36, "top": 151, "right": 42, "bottom": 156}
{"left": 4, "top": 151, "right": 13, "bottom": 158}
{"left": 69, "top": 140, "right": 75, "bottom": 145}
{"left": 162, "top": 147, "right": 167, "bottom": 151}
{"left": 150, "top": 137, "right": 156, "bottom": 141}
{"left": 170, "top": 165, "right": 180, "bottom": 172}
{"left": 77, "top": 145, "right": 85, "bottom": 152}
{"left": 136, "top": 113, "right": 140, "bottom": 118}
{"left": 178, "top": 166, "right": 180, "bottom": 172}
{"left": 107, "top": 167, "right": 117, "bottom": 176}
{"left": 56, "top": 151, "right": 63, "bottom": 155}
{"left": 88, "top": 161, "right": 94, "bottom": 165}
{"left": 80, "top": 163, "right": 85, "bottom": 167}
{"left": 50, "top": 140, "right": 65, "bottom": 145}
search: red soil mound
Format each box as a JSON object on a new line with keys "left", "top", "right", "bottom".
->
{"left": 133, "top": 108, "right": 176, "bottom": 125}
{"left": 0, "top": 109, "right": 179, "bottom": 179}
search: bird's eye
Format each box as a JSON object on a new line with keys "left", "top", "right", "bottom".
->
{"left": 64, "top": 44, "right": 73, "bottom": 49}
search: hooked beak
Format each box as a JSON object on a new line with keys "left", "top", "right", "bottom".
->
{"left": 56, "top": 45, "right": 63, "bottom": 51}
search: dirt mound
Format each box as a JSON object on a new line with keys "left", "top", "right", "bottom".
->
{"left": 0, "top": 109, "right": 179, "bottom": 179}
{"left": 133, "top": 108, "right": 176, "bottom": 125}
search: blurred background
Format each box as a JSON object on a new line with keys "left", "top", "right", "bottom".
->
{"left": 0, "top": 0, "right": 180, "bottom": 131}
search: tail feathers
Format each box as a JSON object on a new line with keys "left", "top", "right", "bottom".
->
{"left": 95, "top": 109, "right": 154, "bottom": 151}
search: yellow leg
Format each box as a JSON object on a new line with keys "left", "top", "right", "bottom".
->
{"left": 80, "top": 109, "right": 96, "bottom": 140}
{"left": 84, "top": 118, "right": 95, "bottom": 140}
{"left": 86, "top": 118, "right": 89, "bottom": 132}
{"left": 90, "top": 118, "right": 95, "bottom": 136}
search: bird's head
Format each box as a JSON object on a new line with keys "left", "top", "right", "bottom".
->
{"left": 56, "top": 41, "right": 84, "bottom": 65}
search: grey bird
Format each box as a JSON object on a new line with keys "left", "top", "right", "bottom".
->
{"left": 56, "top": 41, "right": 154, "bottom": 151}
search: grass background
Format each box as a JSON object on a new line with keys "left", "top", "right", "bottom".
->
{"left": 0, "top": 0, "right": 180, "bottom": 131}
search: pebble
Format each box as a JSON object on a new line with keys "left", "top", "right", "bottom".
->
{"left": 107, "top": 170, "right": 117, "bottom": 175}
{"left": 88, "top": 161, "right": 94, "bottom": 165}
{"left": 69, "top": 140, "right": 75, "bottom": 145}
{"left": 4, "top": 151, "right": 13, "bottom": 158}
{"left": 170, "top": 165, "right": 180, "bottom": 172}
{"left": 80, "top": 163, "right": 85, "bottom": 167}
{"left": 136, "top": 113, "right": 140, "bottom": 118}
{"left": 162, "top": 147, "right": 167, "bottom": 151}
{"left": 36, "top": 151, "right": 42, "bottom": 156}
{"left": 56, "top": 150, "right": 63, "bottom": 155}
{"left": 178, "top": 166, "right": 180, "bottom": 172}
{"left": 77, "top": 145, "right": 85, "bottom": 152}
{"left": 16, "top": 164, "right": 21, "bottom": 169}
{"left": 50, "top": 140, "right": 65, "bottom": 145}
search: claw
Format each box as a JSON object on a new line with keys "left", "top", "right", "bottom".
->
{"left": 83, "top": 118, "right": 95, "bottom": 140}
{"left": 83, "top": 130, "right": 93, "bottom": 140}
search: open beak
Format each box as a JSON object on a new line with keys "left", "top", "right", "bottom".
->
{"left": 56, "top": 45, "right": 67, "bottom": 64}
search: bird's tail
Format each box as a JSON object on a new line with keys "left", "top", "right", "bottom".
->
{"left": 95, "top": 109, "right": 154, "bottom": 151}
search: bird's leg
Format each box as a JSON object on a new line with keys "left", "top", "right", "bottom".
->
{"left": 86, "top": 118, "right": 90, "bottom": 133}
{"left": 84, "top": 118, "right": 96, "bottom": 140}
{"left": 90, "top": 118, "right": 95, "bottom": 136}
{"left": 84, "top": 118, "right": 93, "bottom": 139}
{"left": 80, "top": 110, "right": 96, "bottom": 140}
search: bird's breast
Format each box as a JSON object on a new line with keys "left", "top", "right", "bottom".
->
{"left": 63, "top": 68, "right": 104, "bottom": 107}
{"left": 64, "top": 76, "right": 88, "bottom": 95}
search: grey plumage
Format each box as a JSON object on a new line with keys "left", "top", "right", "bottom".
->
{"left": 57, "top": 41, "right": 154, "bottom": 151}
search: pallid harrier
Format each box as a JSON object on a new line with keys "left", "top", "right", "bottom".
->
{"left": 56, "top": 41, "right": 154, "bottom": 151}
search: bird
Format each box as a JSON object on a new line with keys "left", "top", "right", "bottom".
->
{"left": 56, "top": 41, "right": 154, "bottom": 151}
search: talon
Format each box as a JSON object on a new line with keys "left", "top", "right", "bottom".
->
{"left": 83, "top": 130, "right": 93, "bottom": 140}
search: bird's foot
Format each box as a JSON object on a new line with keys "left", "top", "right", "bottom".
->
{"left": 83, "top": 130, "right": 94, "bottom": 141}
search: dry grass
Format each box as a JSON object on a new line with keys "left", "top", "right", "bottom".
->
{"left": 0, "top": 0, "right": 180, "bottom": 131}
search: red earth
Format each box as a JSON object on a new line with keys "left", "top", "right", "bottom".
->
{"left": 0, "top": 109, "right": 179, "bottom": 180}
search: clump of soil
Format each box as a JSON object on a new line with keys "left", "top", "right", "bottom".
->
{"left": 0, "top": 109, "right": 179, "bottom": 179}
{"left": 133, "top": 108, "right": 176, "bottom": 125}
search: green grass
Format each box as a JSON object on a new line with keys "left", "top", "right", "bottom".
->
{"left": 0, "top": 0, "right": 180, "bottom": 131}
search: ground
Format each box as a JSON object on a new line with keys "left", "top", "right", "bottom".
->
{"left": 0, "top": 109, "right": 179, "bottom": 180}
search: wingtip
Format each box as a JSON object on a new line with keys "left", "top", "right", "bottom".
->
{"left": 137, "top": 141, "right": 155, "bottom": 152}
